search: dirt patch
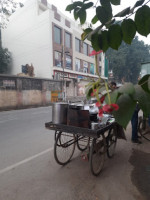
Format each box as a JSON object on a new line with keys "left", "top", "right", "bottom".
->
{"left": 129, "top": 149, "right": 150, "bottom": 200}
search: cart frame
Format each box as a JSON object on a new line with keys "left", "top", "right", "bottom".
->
{"left": 45, "top": 121, "right": 118, "bottom": 176}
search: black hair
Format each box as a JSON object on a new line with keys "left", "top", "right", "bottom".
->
{"left": 110, "top": 82, "right": 116, "bottom": 87}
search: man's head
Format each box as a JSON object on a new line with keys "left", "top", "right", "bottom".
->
{"left": 110, "top": 81, "right": 117, "bottom": 89}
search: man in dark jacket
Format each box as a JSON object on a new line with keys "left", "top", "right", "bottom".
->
{"left": 131, "top": 104, "right": 142, "bottom": 144}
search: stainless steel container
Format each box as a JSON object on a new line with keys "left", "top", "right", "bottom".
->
{"left": 91, "top": 122, "right": 99, "bottom": 130}
{"left": 52, "top": 102, "right": 68, "bottom": 124}
{"left": 69, "top": 103, "right": 84, "bottom": 110}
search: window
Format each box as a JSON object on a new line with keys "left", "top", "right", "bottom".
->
{"left": 83, "top": 42, "right": 88, "bottom": 55}
{"left": 65, "top": 32, "right": 71, "bottom": 48}
{"left": 99, "top": 54, "right": 102, "bottom": 61}
{"left": 99, "top": 66, "right": 102, "bottom": 74}
{"left": 65, "top": 55, "right": 72, "bottom": 69}
{"left": 83, "top": 61, "right": 88, "bottom": 73}
{"left": 75, "top": 38, "right": 81, "bottom": 52}
{"left": 75, "top": 58, "right": 81, "bottom": 72}
{"left": 90, "top": 63, "right": 95, "bottom": 74}
{"left": 54, "top": 26, "right": 61, "bottom": 44}
{"left": 54, "top": 51, "right": 62, "bottom": 67}
{"left": 89, "top": 46, "right": 94, "bottom": 58}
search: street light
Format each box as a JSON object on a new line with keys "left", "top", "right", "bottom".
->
{"left": 61, "top": 45, "right": 69, "bottom": 101}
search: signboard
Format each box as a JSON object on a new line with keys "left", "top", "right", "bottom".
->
{"left": 75, "top": 58, "right": 81, "bottom": 72}
{"left": 60, "top": 72, "right": 68, "bottom": 78}
{"left": 83, "top": 61, "right": 88, "bottom": 73}
{"left": 2, "top": 80, "right": 16, "bottom": 89}
{"left": 51, "top": 91, "right": 62, "bottom": 102}
{"left": 90, "top": 63, "right": 95, "bottom": 74}
{"left": 69, "top": 73, "right": 77, "bottom": 78}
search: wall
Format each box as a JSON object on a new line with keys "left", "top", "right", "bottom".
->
{"left": 0, "top": 75, "right": 62, "bottom": 111}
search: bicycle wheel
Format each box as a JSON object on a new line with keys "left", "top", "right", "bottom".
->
{"left": 107, "top": 127, "right": 117, "bottom": 158}
{"left": 138, "top": 119, "right": 150, "bottom": 141}
{"left": 54, "top": 132, "right": 76, "bottom": 165}
{"left": 76, "top": 135, "right": 90, "bottom": 151}
{"left": 89, "top": 136, "right": 106, "bottom": 176}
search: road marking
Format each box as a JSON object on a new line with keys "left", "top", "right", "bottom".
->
{"left": 0, "top": 147, "right": 53, "bottom": 175}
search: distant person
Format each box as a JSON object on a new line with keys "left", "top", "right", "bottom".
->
{"left": 131, "top": 104, "right": 142, "bottom": 144}
{"left": 110, "top": 81, "right": 117, "bottom": 90}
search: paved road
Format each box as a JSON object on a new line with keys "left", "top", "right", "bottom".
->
{"left": 0, "top": 107, "right": 54, "bottom": 170}
{"left": 0, "top": 107, "right": 149, "bottom": 200}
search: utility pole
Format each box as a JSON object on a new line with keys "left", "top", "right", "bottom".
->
{"left": 61, "top": 45, "right": 65, "bottom": 101}
{"left": 61, "top": 45, "right": 69, "bottom": 101}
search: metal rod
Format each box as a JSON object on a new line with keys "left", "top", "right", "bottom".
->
{"left": 62, "top": 45, "right": 65, "bottom": 101}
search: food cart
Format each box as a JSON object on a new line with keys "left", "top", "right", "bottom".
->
{"left": 45, "top": 102, "right": 120, "bottom": 176}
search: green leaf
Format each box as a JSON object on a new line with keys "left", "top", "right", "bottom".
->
{"left": 114, "top": 7, "right": 130, "bottom": 17}
{"left": 73, "top": 1, "right": 83, "bottom": 7}
{"left": 133, "top": 85, "right": 150, "bottom": 116}
{"left": 78, "top": 9, "right": 86, "bottom": 25}
{"left": 134, "top": 0, "right": 145, "bottom": 8}
{"left": 91, "top": 33, "right": 101, "bottom": 51}
{"left": 138, "top": 74, "right": 150, "bottom": 93}
{"left": 83, "top": 2, "right": 94, "bottom": 9}
{"left": 113, "top": 94, "right": 136, "bottom": 128}
{"left": 108, "top": 24, "right": 122, "bottom": 50}
{"left": 81, "top": 28, "right": 93, "bottom": 40}
{"left": 86, "top": 87, "right": 93, "bottom": 100}
{"left": 96, "top": 6, "right": 112, "bottom": 24}
{"left": 105, "top": 90, "right": 120, "bottom": 104}
{"left": 91, "top": 15, "right": 99, "bottom": 24}
{"left": 110, "top": 0, "right": 120, "bottom": 5}
{"left": 65, "top": 4, "right": 75, "bottom": 12}
{"left": 130, "top": 1, "right": 145, "bottom": 14}
{"left": 118, "top": 83, "right": 135, "bottom": 96}
{"left": 121, "top": 19, "right": 136, "bottom": 44}
{"left": 98, "top": 30, "right": 109, "bottom": 52}
{"left": 100, "top": 0, "right": 111, "bottom": 10}
{"left": 87, "top": 25, "right": 102, "bottom": 41}
{"left": 74, "top": 7, "right": 80, "bottom": 20}
{"left": 135, "top": 5, "right": 150, "bottom": 36}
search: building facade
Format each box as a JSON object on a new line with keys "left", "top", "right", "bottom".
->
{"left": 2, "top": 0, "right": 107, "bottom": 97}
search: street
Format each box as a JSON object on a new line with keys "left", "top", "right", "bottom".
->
{"left": 0, "top": 106, "right": 149, "bottom": 200}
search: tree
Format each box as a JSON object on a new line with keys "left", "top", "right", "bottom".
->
{"left": 0, "top": 47, "right": 11, "bottom": 73}
{"left": 106, "top": 36, "right": 150, "bottom": 83}
{"left": 66, "top": 0, "right": 150, "bottom": 128}
{"left": 0, "top": 0, "right": 23, "bottom": 73}
{"left": 0, "top": 0, "right": 23, "bottom": 29}
{"left": 66, "top": 0, "right": 150, "bottom": 52}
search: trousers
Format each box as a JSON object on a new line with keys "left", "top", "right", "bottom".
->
{"left": 131, "top": 109, "right": 139, "bottom": 141}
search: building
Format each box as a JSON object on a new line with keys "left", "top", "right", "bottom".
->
{"left": 140, "top": 62, "right": 150, "bottom": 78}
{"left": 2, "top": 0, "right": 107, "bottom": 98}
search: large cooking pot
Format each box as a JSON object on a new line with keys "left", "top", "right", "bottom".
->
{"left": 52, "top": 102, "right": 68, "bottom": 124}
{"left": 69, "top": 103, "right": 84, "bottom": 110}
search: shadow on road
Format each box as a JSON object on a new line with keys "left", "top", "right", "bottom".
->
{"left": 129, "top": 149, "right": 150, "bottom": 200}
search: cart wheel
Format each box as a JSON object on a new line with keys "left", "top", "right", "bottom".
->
{"left": 107, "top": 127, "right": 117, "bottom": 158}
{"left": 77, "top": 135, "right": 90, "bottom": 151}
{"left": 54, "top": 132, "right": 76, "bottom": 165}
{"left": 89, "top": 136, "right": 106, "bottom": 176}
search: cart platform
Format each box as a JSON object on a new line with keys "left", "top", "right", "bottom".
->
{"left": 45, "top": 121, "right": 117, "bottom": 138}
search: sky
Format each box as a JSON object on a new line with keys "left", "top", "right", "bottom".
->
{"left": 19, "top": 0, "right": 150, "bottom": 44}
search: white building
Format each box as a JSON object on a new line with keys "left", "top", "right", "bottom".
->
{"left": 2, "top": 0, "right": 106, "bottom": 97}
